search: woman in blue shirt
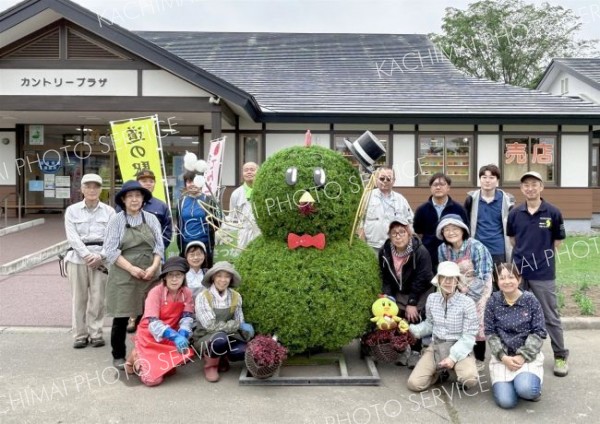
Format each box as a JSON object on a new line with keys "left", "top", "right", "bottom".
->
{"left": 176, "top": 171, "right": 218, "bottom": 267}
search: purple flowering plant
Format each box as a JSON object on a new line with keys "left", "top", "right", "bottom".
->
{"left": 246, "top": 335, "right": 289, "bottom": 367}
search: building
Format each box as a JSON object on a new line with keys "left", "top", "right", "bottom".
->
{"left": 2, "top": 0, "right": 600, "bottom": 231}
{"left": 537, "top": 58, "right": 600, "bottom": 227}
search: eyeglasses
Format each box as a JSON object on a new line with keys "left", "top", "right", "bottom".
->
{"left": 166, "top": 271, "right": 184, "bottom": 279}
{"left": 390, "top": 231, "right": 408, "bottom": 238}
{"left": 378, "top": 177, "right": 392, "bottom": 182}
{"left": 442, "top": 226, "right": 461, "bottom": 234}
{"left": 431, "top": 182, "right": 448, "bottom": 188}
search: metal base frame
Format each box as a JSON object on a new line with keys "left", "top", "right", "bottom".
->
{"left": 239, "top": 352, "right": 381, "bottom": 386}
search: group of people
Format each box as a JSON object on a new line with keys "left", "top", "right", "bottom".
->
{"left": 64, "top": 159, "right": 569, "bottom": 407}
{"left": 362, "top": 165, "right": 568, "bottom": 409}
{"left": 63, "top": 162, "right": 260, "bottom": 385}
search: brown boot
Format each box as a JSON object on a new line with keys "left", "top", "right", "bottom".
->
{"left": 218, "top": 356, "right": 230, "bottom": 373}
{"left": 203, "top": 356, "right": 220, "bottom": 382}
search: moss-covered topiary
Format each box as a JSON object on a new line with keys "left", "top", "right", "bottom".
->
{"left": 236, "top": 144, "right": 381, "bottom": 354}
{"left": 252, "top": 145, "right": 363, "bottom": 242}
{"left": 236, "top": 237, "right": 380, "bottom": 354}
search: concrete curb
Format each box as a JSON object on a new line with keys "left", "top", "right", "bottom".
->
{"left": 0, "top": 218, "right": 44, "bottom": 236}
{"left": 0, "top": 239, "right": 68, "bottom": 275}
{"left": 561, "top": 317, "right": 600, "bottom": 330}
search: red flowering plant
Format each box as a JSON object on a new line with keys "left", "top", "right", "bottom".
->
{"left": 361, "top": 328, "right": 416, "bottom": 353}
{"left": 246, "top": 335, "right": 288, "bottom": 368}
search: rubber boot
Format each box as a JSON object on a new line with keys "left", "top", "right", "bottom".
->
{"left": 203, "top": 356, "right": 220, "bottom": 382}
{"left": 218, "top": 356, "right": 230, "bottom": 373}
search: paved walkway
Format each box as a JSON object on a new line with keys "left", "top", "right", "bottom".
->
{"left": 0, "top": 214, "right": 65, "bottom": 265}
{"left": 0, "top": 329, "right": 597, "bottom": 424}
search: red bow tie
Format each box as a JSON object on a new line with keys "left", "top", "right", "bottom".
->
{"left": 287, "top": 233, "right": 326, "bottom": 250}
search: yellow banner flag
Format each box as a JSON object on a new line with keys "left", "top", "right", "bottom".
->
{"left": 110, "top": 116, "right": 166, "bottom": 202}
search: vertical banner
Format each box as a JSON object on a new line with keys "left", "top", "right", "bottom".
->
{"left": 203, "top": 137, "right": 226, "bottom": 198}
{"left": 110, "top": 115, "right": 166, "bottom": 202}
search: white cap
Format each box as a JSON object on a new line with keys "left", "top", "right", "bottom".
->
{"left": 520, "top": 171, "right": 543, "bottom": 183}
{"left": 81, "top": 174, "right": 102, "bottom": 185}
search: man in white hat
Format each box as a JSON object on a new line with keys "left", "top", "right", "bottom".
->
{"left": 64, "top": 174, "right": 115, "bottom": 349}
{"left": 507, "top": 171, "right": 568, "bottom": 377}
{"left": 406, "top": 261, "right": 479, "bottom": 392}
{"left": 359, "top": 167, "right": 413, "bottom": 254}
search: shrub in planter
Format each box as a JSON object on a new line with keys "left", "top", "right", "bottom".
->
{"left": 361, "top": 329, "right": 417, "bottom": 363}
{"left": 236, "top": 145, "right": 380, "bottom": 354}
{"left": 245, "top": 335, "right": 288, "bottom": 379}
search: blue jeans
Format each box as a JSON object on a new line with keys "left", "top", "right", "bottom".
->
{"left": 492, "top": 372, "right": 542, "bottom": 409}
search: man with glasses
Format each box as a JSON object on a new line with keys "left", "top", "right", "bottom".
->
{"left": 413, "top": 173, "right": 468, "bottom": 271}
{"left": 358, "top": 167, "right": 413, "bottom": 254}
{"left": 507, "top": 171, "right": 568, "bottom": 377}
{"left": 64, "top": 174, "right": 115, "bottom": 349}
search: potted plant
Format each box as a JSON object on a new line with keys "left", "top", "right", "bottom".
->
{"left": 245, "top": 335, "right": 288, "bottom": 379}
{"left": 361, "top": 329, "right": 416, "bottom": 363}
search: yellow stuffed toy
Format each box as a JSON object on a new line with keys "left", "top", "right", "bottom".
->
{"left": 370, "top": 295, "right": 409, "bottom": 332}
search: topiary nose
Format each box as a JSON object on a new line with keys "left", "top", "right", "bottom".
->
{"left": 298, "top": 191, "right": 315, "bottom": 204}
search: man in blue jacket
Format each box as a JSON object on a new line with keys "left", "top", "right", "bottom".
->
{"left": 413, "top": 173, "right": 468, "bottom": 271}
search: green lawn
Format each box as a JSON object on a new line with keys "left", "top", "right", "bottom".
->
{"left": 555, "top": 236, "right": 600, "bottom": 287}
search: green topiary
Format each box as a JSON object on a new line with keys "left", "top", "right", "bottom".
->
{"left": 236, "top": 144, "right": 381, "bottom": 354}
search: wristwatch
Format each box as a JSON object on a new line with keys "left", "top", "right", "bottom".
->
{"left": 408, "top": 298, "right": 417, "bottom": 306}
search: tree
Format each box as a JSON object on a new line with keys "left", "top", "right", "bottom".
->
{"left": 430, "top": 0, "right": 598, "bottom": 88}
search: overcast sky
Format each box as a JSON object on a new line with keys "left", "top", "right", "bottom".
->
{"left": 1, "top": 0, "right": 599, "bottom": 40}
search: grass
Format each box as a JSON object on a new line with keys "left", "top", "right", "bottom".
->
{"left": 555, "top": 235, "right": 600, "bottom": 288}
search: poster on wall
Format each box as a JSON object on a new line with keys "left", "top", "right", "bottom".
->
{"left": 55, "top": 188, "right": 71, "bottom": 199}
{"left": 29, "top": 180, "right": 44, "bottom": 192}
{"left": 44, "top": 174, "right": 55, "bottom": 190}
{"left": 29, "top": 125, "right": 44, "bottom": 145}
{"left": 44, "top": 190, "right": 54, "bottom": 198}
{"left": 55, "top": 176, "right": 70, "bottom": 187}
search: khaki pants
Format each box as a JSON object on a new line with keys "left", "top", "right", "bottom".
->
{"left": 407, "top": 345, "right": 478, "bottom": 392}
{"left": 67, "top": 262, "right": 108, "bottom": 340}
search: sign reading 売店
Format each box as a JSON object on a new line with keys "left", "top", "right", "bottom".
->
{"left": 0, "top": 69, "right": 137, "bottom": 96}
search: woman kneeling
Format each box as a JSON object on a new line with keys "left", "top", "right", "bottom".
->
{"left": 126, "top": 256, "right": 195, "bottom": 386}
{"left": 485, "top": 263, "right": 546, "bottom": 409}
{"left": 192, "top": 261, "right": 254, "bottom": 382}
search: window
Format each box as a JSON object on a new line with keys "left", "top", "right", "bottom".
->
{"left": 334, "top": 133, "right": 387, "bottom": 170}
{"left": 418, "top": 135, "right": 473, "bottom": 186}
{"left": 502, "top": 136, "right": 556, "bottom": 184}
{"left": 560, "top": 78, "right": 569, "bottom": 95}
{"left": 592, "top": 139, "right": 599, "bottom": 187}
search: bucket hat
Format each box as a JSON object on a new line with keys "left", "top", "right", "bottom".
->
{"left": 115, "top": 180, "right": 152, "bottom": 210}
{"left": 436, "top": 214, "right": 469, "bottom": 240}
{"left": 431, "top": 261, "right": 464, "bottom": 287}
{"left": 158, "top": 256, "right": 190, "bottom": 280}
{"left": 202, "top": 261, "right": 241, "bottom": 288}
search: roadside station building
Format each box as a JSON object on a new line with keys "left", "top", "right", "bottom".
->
{"left": 1, "top": 0, "right": 600, "bottom": 231}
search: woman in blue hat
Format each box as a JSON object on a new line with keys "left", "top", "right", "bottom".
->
{"left": 102, "top": 180, "right": 165, "bottom": 369}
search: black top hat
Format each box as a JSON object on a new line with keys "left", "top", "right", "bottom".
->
{"left": 344, "top": 131, "right": 386, "bottom": 172}
{"left": 115, "top": 180, "right": 152, "bottom": 210}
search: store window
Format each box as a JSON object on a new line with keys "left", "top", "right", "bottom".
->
{"left": 240, "top": 134, "right": 261, "bottom": 166}
{"left": 418, "top": 135, "right": 473, "bottom": 186}
{"left": 502, "top": 136, "right": 556, "bottom": 184}
{"left": 334, "top": 133, "right": 387, "bottom": 170}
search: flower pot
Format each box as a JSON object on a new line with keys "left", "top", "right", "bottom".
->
{"left": 245, "top": 350, "right": 282, "bottom": 379}
{"left": 368, "top": 343, "right": 401, "bottom": 363}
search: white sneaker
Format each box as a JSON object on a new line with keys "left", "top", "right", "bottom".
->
{"left": 476, "top": 360, "right": 486, "bottom": 373}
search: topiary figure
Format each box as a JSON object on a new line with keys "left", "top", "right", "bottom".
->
{"left": 235, "top": 144, "right": 380, "bottom": 354}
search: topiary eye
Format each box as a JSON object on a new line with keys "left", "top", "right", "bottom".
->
{"left": 285, "top": 167, "right": 298, "bottom": 186}
{"left": 313, "top": 167, "right": 326, "bottom": 188}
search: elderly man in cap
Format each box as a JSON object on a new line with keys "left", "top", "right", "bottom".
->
{"left": 123, "top": 168, "right": 173, "bottom": 333}
{"left": 64, "top": 174, "right": 115, "bottom": 348}
{"left": 358, "top": 167, "right": 414, "bottom": 254}
{"left": 507, "top": 171, "right": 568, "bottom": 377}
{"left": 228, "top": 162, "right": 261, "bottom": 249}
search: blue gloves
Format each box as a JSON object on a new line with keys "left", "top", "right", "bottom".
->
{"left": 239, "top": 323, "right": 255, "bottom": 340}
{"left": 163, "top": 327, "right": 189, "bottom": 353}
{"left": 178, "top": 329, "right": 191, "bottom": 340}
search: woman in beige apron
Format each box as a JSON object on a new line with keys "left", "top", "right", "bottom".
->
{"left": 102, "top": 181, "right": 164, "bottom": 369}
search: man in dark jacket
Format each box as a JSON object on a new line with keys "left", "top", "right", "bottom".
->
{"left": 413, "top": 173, "right": 468, "bottom": 271}
{"left": 379, "top": 218, "right": 434, "bottom": 368}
